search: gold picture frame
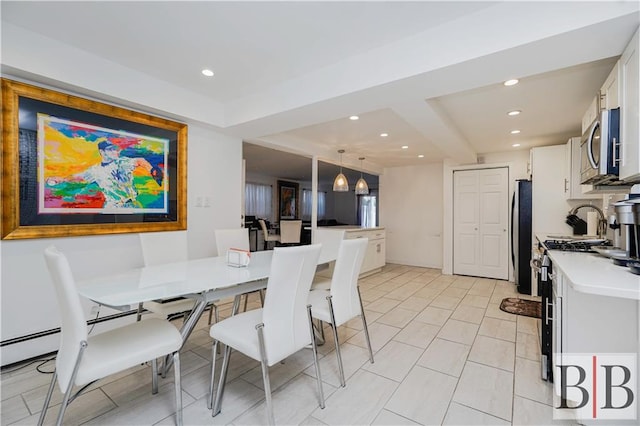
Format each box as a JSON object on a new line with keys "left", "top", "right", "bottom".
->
{"left": 1, "top": 78, "right": 187, "bottom": 239}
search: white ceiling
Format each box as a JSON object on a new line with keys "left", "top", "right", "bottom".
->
{"left": 2, "top": 1, "right": 639, "bottom": 179}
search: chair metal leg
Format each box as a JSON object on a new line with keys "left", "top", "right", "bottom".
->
{"left": 256, "top": 323, "right": 275, "bottom": 426}
{"left": 208, "top": 303, "right": 218, "bottom": 325}
{"left": 37, "top": 370, "right": 57, "bottom": 426}
{"left": 151, "top": 358, "right": 159, "bottom": 394}
{"left": 173, "top": 351, "right": 183, "bottom": 426}
{"left": 326, "top": 295, "right": 346, "bottom": 387}
{"left": 358, "top": 286, "right": 374, "bottom": 364}
{"left": 243, "top": 293, "right": 249, "bottom": 312}
{"left": 208, "top": 340, "right": 219, "bottom": 410}
{"left": 213, "top": 344, "right": 232, "bottom": 416}
{"left": 307, "top": 305, "right": 325, "bottom": 409}
{"left": 311, "top": 319, "right": 325, "bottom": 346}
{"left": 136, "top": 302, "right": 144, "bottom": 321}
{"left": 319, "top": 319, "right": 325, "bottom": 341}
{"left": 55, "top": 341, "right": 87, "bottom": 426}
{"left": 231, "top": 295, "right": 242, "bottom": 315}
{"left": 163, "top": 300, "right": 208, "bottom": 376}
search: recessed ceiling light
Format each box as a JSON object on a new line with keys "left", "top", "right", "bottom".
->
{"left": 508, "top": 110, "right": 521, "bottom": 116}
{"left": 380, "top": 133, "right": 388, "bottom": 137}
{"left": 349, "top": 115, "right": 359, "bottom": 121}
{"left": 401, "top": 145, "right": 409, "bottom": 149}
{"left": 418, "top": 154, "right": 425, "bottom": 158}
{"left": 504, "top": 79, "right": 519, "bottom": 86}
{"left": 512, "top": 143, "right": 521, "bottom": 147}
{"left": 201, "top": 69, "right": 214, "bottom": 77}
{"left": 510, "top": 130, "right": 521, "bottom": 134}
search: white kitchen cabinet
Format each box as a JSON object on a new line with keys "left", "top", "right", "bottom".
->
{"left": 551, "top": 266, "right": 638, "bottom": 424}
{"left": 564, "top": 137, "right": 599, "bottom": 200}
{"left": 345, "top": 228, "right": 385, "bottom": 275}
{"left": 581, "top": 95, "right": 599, "bottom": 135}
{"left": 620, "top": 28, "right": 640, "bottom": 182}
{"left": 531, "top": 145, "right": 573, "bottom": 237}
{"left": 600, "top": 60, "right": 620, "bottom": 110}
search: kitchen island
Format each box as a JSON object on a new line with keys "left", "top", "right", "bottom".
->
{"left": 317, "top": 226, "right": 385, "bottom": 276}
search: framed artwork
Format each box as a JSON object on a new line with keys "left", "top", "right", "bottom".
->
{"left": 277, "top": 180, "right": 299, "bottom": 221}
{"left": 1, "top": 79, "right": 188, "bottom": 240}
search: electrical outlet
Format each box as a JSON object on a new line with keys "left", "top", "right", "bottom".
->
{"left": 195, "top": 196, "right": 203, "bottom": 207}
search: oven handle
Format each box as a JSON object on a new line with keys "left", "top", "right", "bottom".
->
{"left": 545, "top": 298, "right": 553, "bottom": 326}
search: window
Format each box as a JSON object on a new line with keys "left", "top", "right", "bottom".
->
{"left": 358, "top": 191, "right": 377, "bottom": 227}
{"left": 245, "top": 182, "right": 272, "bottom": 220}
{"left": 302, "top": 189, "right": 326, "bottom": 220}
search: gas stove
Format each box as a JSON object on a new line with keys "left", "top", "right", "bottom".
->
{"left": 543, "top": 239, "right": 609, "bottom": 252}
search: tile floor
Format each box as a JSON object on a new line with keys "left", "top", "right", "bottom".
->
{"left": 1, "top": 264, "right": 576, "bottom": 425}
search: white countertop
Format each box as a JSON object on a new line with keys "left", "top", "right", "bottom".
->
{"left": 318, "top": 226, "right": 385, "bottom": 231}
{"left": 537, "top": 235, "right": 640, "bottom": 300}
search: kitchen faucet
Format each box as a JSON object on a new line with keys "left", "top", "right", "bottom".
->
{"left": 568, "top": 204, "right": 606, "bottom": 238}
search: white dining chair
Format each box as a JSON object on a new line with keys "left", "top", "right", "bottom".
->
{"left": 39, "top": 246, "right": 183, "bottom": 426}
{"left": 279, "top": 219, "right": 302, "bottom": 245}
{"left": 312, "top": 228, "right": 346, "bottom": 287}
{"left": 258, "top": 219, "right": 280, "bottom": 250}
{"left": 307, "top": 238, "right": 373, "bottom": 387}
{"left": 138, "top": 231, "right": 202, "bottom": 323}
{"left": 214, "top": 228, "right": 265, "bottom": 312}
{"left": 208, "top": 244, "right": 325, "bottom": 425}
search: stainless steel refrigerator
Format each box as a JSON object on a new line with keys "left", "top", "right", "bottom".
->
{"left": 511, "top": 179, "right": 532, "bottom": 294}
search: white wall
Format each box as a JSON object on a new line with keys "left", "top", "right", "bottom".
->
{"left": 1, "top": 21, "right": 246, "bottom": 366}
{"left": 0, "top": 120, "right": 242, "bottom": 365}
{"left": 380, "top": 163, "right": 443, "bottom": 268}
{"left": 481, "top": 150, "right": 530, "bottom": 180}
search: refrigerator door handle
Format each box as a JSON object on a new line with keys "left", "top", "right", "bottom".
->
{"left": 510, "top": 191, "right": 516, "bottom": 269}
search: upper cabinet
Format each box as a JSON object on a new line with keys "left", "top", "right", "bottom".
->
{"left": 620, "top": 28, "right": 640, "bottom": 182}
{"left": 581, "top": 95, "right": 599, "bottom": 135}
{"left": 600, "top": 61, "right": 621, "bottom": 110}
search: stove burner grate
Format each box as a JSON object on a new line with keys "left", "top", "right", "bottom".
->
{"left": 543, "top": 239, "right": 605, "bottom": 252}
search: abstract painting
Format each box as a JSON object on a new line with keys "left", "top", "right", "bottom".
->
{"left": 39, "top": 114, "right": 169, "bottom": 214}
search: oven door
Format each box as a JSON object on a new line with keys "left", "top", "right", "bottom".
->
{"left": 551, "top": 268, "right": 562, "bottom": 391}
{"left": 537, "top": 252, "right": 553, "bottom": 381}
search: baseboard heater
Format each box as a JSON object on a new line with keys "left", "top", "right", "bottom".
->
{"left": 0, "top": 309, "right": 137, "bottom": 347}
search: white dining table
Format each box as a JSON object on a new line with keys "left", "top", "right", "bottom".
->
{"left": 77, "top": 246, "right": 336, "bottom": 373}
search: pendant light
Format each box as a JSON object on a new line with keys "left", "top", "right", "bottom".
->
{"left": 333, "top": 149, "right": 349, "bottom": 192}
{"left": 355, "top": 157, "right": 369, "bottom": 195}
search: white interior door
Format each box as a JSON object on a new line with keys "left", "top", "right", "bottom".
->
{"left": 453, "top": 167, "right": 509, "bottom": 280}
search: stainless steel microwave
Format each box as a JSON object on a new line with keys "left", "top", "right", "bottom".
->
{"left": 580, "top": 107, "right": 620, "bottom": 185}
